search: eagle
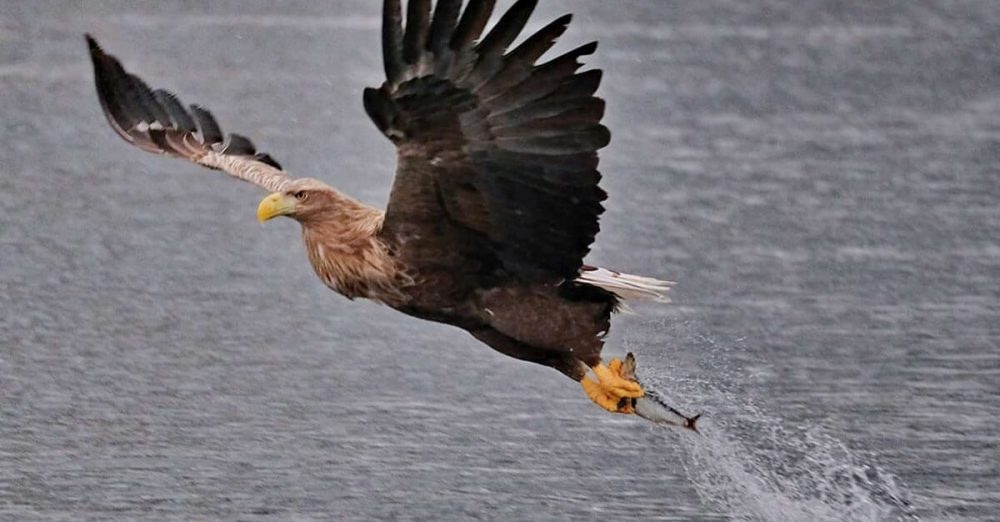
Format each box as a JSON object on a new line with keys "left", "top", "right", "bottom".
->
{"left": 86, "top": 0, "right": 697, "bottom": 426}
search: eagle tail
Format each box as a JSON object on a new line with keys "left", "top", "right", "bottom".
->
{"left": 576, "top": 266, "right": 673, "bottom": 303}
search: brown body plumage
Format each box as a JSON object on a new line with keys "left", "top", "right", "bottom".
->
{"left": 286, "top": 180, "right": 613, "bottom": 380}
{"left": 86, "top": 0, "right": 682, "bottom": 418}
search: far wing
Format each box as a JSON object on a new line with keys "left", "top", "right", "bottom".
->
{"left": 87, "top": 35, "right": 292, "bottom": 193}
{"left": 367, "top": 0, "right": 609, "bottom": 282}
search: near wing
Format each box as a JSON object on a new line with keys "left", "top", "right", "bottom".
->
{"left": 87, "top": 35, "right": 292, "bottom": 193}
{"left": 367, "top": 0, "right": 610, "bottom": 282}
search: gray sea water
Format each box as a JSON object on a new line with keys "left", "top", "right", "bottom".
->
{"left": 1, "top": 1, "right": 998, "bottom": 520}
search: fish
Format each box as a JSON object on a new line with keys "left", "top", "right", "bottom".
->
{"left": 619, "top": 353, "right": 701, "bottom": 431}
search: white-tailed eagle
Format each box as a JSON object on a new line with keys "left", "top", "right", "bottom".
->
{"left": 87, "top": 0, "right": 697, "bottom": 427}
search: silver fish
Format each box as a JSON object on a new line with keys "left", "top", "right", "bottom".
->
{"left": 620, "top": 353, "right": 701, "bottom": 431}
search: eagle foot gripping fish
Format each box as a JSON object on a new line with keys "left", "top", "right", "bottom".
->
{"left": 617, "top": 353, "right": 701, "bottom": 431}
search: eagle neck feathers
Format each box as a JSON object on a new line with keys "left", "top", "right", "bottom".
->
{"left": 299, "top": 197, "right": 406, "bottom": 304}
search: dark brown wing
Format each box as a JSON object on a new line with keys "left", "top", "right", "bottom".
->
{"left": 368, "top": 0, "right": 609, "bottom": 282}
{"left": 87, "top": 35, "right": 292, "bottom": 192}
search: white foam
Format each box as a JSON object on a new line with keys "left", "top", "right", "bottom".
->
{"left": 624, "top": 321, "right": 918, "bottom": 521}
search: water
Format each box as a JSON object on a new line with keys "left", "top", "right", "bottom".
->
{"left": 1, "top": 1, "right": 998, "bottom": 520}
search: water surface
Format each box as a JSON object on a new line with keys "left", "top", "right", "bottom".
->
{"left": 1, "top": 1, "right": 998, "bottom": 520}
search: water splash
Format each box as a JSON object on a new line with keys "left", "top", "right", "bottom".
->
{"left": 625, "top": 320, "right": 918, "bottom": 522}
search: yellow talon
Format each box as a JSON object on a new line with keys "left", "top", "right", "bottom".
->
{"left": 581, "top": 375, "right": 620, "bottom": 412}
{"left": 593, "top": 361, "right": 644, "bottom": 398}
{"left": 580, "top": 357, "right": 645, "bottom": 414}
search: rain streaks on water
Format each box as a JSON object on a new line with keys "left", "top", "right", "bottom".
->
{"left": 2, "top": 1, "right": 998, "bottom": 520}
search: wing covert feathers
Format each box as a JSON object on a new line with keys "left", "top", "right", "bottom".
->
{"left": 370, "top": 0, "right": 611, "bottom": 281}
{"left": 87, "top": 34, "right": 291, "bottom": 193}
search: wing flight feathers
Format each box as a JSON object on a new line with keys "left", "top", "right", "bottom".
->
{"left": 369, "top": 0, "right": 610, "bottom": 281}
{"left": 87, "top": 35, "right": 291, "bottom": 193}
{"left": 382, "top": 0, "right": 406, "bottom": 83}
{"left": 475, "top": 0, "right": 536, "bottom": 60}
{"left": 403, "top": 0, "right": 433, "bottom": 64}
{"left": 427, "top": 0, "right": 462, "bottom": 55}
{"left": 450, "top": 0, "right": 497, "bottom": 52}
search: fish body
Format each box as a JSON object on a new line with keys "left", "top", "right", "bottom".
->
{"left": 619, "top": 353, "right": 701, "bottom": 431}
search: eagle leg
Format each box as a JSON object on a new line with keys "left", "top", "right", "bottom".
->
{"left": 580, "top": 357, "right": 644, "bottom": 414}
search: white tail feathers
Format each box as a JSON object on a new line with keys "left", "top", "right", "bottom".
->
{"left": 575, "top": 267, "right": 674, "bottom": 304}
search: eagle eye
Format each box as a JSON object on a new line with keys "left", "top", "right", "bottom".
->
{"left": 293, "top": 190, "right": 307, "bottom": 201}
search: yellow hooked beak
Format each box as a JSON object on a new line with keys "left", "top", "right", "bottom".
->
{"left": 257, "top": 192, "right": 296, "bottom": 223}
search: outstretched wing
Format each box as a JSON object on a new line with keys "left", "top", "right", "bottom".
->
{"left": 367, "top": 0, "right": 609, "bottom": 282}
{"left": 87, "top": 35, "right": 292, "bottom": 193}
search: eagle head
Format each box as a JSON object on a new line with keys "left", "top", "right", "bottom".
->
{"left": 257, "top": 178, "right": 339, "bottom": 224}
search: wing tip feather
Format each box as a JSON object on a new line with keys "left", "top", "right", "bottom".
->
{"left": 85, "top": 33, "right": 100, "bottom": 52}
{"left": 88, "top": 37, "right": 285, "bottom": 176}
